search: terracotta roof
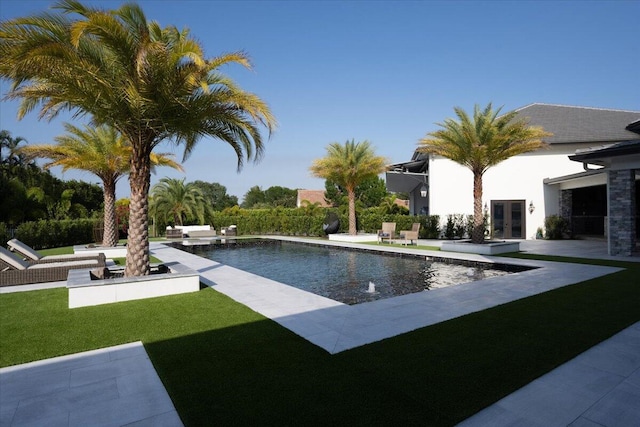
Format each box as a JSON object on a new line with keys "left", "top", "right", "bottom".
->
{"left": 297, "top": 190, "right": 331, "bottom": 208}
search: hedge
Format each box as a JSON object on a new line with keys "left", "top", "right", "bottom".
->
{"left": 203, "top": 208, "right": 441, "bottom": 238}
{"left": 2, "top": 219, "right": 100, "bottom": 250}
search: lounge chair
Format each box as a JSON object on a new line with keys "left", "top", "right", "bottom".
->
{"left": 0, "top": 246, "right": 106, "bottom": 286}
{"left": 377, "top": 222, "right": 396, "bottom": 244}
{"left": 7, "top": 238, "right": 103, "bottom": 263}
{"left": 399, "top": 223, "right": 421, "bottom": 246}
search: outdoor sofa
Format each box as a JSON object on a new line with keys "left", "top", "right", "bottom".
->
{"left": 7, "top": 238, "right": 104, "bottom": 263}
{"left": 0, "top": 246, "right": 106, "bottom": 286}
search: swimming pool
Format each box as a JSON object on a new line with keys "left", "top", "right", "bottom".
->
{"left": 177, "top": 239, "right": 530, "bottom": 305}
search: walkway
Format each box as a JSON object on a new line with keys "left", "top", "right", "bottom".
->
{"left": 0, "top": 342, "right": 182, "bottom": 426}
{"left": 1, "top": 238, "right": 638, "bottom": 426}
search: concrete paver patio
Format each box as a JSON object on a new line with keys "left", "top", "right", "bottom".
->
{"left": 0, "top": 238, "right": 638, "bottom": 426}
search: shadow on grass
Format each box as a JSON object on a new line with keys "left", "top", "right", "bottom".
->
{"left": 144, "top": 264, "right": 640, "bottom": 426}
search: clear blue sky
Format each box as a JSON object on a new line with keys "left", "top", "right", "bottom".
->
{"left": 1, "top": 0, "right": 638, "bottom": 202}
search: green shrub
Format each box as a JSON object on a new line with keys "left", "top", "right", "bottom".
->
{"left": 209, "top": 207, "right": 440, "bottom": 238}
{"left": 544, "top": 215, "right": 570, "bottom": 240}
{"left": 0, "top": 223, "right": 11, "bottom": 247}
{"left": 15, "top": 219, "right": 99, "bottom": 249}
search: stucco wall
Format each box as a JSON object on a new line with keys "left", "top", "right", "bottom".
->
{"left": 428, "top": 145, "right": 589, "bottom": 239}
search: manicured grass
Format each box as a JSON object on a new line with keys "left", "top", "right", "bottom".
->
{"left": 1, "top": 254, "right": 639, "bottom": 425}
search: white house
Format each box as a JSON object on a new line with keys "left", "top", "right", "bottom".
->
{"left": 386, "top": 103, "right": 640, "bottom": 256}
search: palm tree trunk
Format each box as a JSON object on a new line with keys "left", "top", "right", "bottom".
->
{"left": 102, "top": 178, "right": 118, "bottom": 247}
{"left": 125, "top": 144, "right": 151, "bottom": 277}
{"left": 348, "top": 189, "right": 357, "bottom": 235}
{"left": 472, "top": 172, "right": 484, "bottom": 244}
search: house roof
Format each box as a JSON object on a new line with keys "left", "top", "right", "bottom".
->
{"left": 569, "top": 139, "right": 640, "bottom": 166}
{"left": 514, "top": 103, "right": 640, "bottom": 144}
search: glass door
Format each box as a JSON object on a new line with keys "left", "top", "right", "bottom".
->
{"left": 491, "top": 200, "right": 525, "bottom": 239}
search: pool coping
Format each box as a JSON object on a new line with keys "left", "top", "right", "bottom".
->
{"left": 150, "top": 238, "right": 623, "bottom": 354}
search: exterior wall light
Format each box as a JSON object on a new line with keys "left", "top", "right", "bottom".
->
{"left": 420, "top": 184, "right": 427, "bottom": 198}
{"left": 528, "top": 201, "right": 535, "bottom": 214}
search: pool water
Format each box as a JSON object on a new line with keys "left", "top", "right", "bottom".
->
{"left": 182, "top": 239, "right": 527, "bottom": 305}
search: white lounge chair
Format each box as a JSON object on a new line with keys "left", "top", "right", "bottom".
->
{"left": 7, "top": 238, "right": 103, "bottom": 263}
{"left": 0, "top": 246, "right": 106, "bottom": 286}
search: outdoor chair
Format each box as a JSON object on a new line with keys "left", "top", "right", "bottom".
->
{"left": 377, "top": 222, "right": 396, "bottom": 244}
{"left": 0, "top": 246, "right": 106, "bottom": 286}
{"left": 7, "top": 238, "right": 104, "bottom": 263}
{"left": 399, "top": 223, "right": 421, "bottom": 246}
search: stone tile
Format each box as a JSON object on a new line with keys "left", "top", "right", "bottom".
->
{"left": 457, "top": 404, "right": 539, "bottom": 427}
{"left": 10, "top": 379, "right": 119, "bottom": 426}
{"left": 124, "top": 410, "right": 183, "bottom": 426}
{"left": 581, "top": 382, "right": 640, "bottom": 426}
{"left": 568, "top": 416, "right": 607, "bottom": 427}
{"left": 69, "top": 353, "right": 153, "bottom": 387}
{"left": 68, "top": 387, "right": 175, "bottom": 426}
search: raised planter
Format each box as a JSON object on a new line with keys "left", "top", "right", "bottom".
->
{"left": 73, "top": 244, "right": 128, "bottom": 258}
{"left": 67, "top": 261, "right": 200, "bottom": 308}
{"left": 441, "top": 240, "right": 520, "bottom": 255}
{"left": 328, "top": 233, "right": 378, "bottom": 243}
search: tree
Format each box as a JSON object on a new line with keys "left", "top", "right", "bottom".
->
{"left": 324, "top": 176, "right": 388, "bottom": 208}
{"left": 310, "top": 140, "right": 388, "bottom": 235}
{"left": 0, "top": 130, "right": 28, "bottom": 169}
{"left": 264, "top": 186, "right": 297, "bottom": 208}
{"left": 356, "top": 176, "right": 387, "bottom": 208}
{"left": 241, "top": 186, "right": 266, "bottom": 208}
{"left": 192, "top": 181, "right": 238, "bottom": 212}
{"left": 418, "top": 103, "right": 551, "bottom": 243}
{"left": 1, "top": 1, "right": 275, "bottom": 276}
{"left": 19, "top": 123, "right": 182, "bottom": 246}
{"left": 150, "top": 178, "right": 211, "bottom": 227}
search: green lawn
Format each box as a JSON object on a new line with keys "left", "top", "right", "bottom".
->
{"left": 1, "top": 250, "right": 638, "bottom": 426}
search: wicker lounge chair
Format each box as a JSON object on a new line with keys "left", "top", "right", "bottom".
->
{"left": 7, "top": 238, "right": 104, "bottom": 263}
{"left": 0, "top": 246, "right": 106, "bottom": 286}
{"left": 377, "top": 222, "right": 396, "bottom": 244}
{"left": 399, "top": 223, "right": 421, "bottom": 245}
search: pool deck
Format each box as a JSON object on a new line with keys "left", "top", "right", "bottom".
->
{"left": 1, "top": 238, "right": 639, "bottom": 426}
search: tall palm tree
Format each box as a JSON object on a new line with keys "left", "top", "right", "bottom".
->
{"left": 0, "top": 130, "right": 27, "bottom": 167}
{"left": 310, "top": 140, "right": 387, "bottom": 235}
{"left": 0, "top": 1, "right": 275, "bottom": 276}
{"left": 19, "top": 123, "right": 183, "bottom": 246}
{"left": 418, "top": 103, "right": 551, "bottom": 243}
{"left": 150, "top": 177, "right": 211, "bottom": 228}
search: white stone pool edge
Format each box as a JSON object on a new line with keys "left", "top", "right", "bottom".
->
{"left": 151, "top": 238, "right": 622, "bottom": 354}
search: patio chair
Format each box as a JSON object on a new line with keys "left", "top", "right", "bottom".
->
{"left": 0, "top": 246, "right": 106, "bottom": 286}
{"left": 7, "top": 238, "right": 104, "bottom": 263}
{"left": 377, "top": 222, "right": 396, "bottom": 244}
{"left": 399, "top": 223, "right": 421, "bottom": 246}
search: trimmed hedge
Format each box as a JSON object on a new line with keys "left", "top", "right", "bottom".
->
{"left": 7, "top": 219, "right": 99, "bottom": 250}
{"left": 207, "top": 208, "right": 440, "bottom": 238}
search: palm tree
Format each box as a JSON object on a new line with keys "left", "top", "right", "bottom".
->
{"left": 0, "top": 1, "right": 275, "bottom": 276}
{"left": 310, "top": 140, "right": 387, "bottom": 235}
{"left": 19, "top": 123, "right": 183, "bottom": 246}
{"left": 0, "top": 130, "right": 27, "bottom": 167}
{"left": 150, "top": 178, "right": 211, "bottom": 228}
{"left": 418, "top": 103, "right": 551, "bottom": 243}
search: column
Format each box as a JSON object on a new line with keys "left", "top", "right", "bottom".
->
{"left": 607, "top": 169, "right": 636, "bottom": 256}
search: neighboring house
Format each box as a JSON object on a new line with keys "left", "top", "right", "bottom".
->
{"left": 296, "top": 190, "right": 331, "bottom": 208}
{"left": 386, "top": 103, "right": 640, "bottom": 256}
